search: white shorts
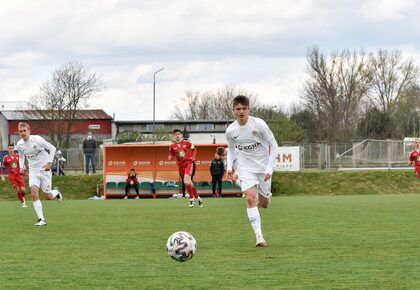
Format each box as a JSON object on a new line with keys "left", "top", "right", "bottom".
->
{"left": 239, "top": 172, "right": 272, "bottom": 199}
{"left": 29, "top": 170, "right": 52, "bottom": 193}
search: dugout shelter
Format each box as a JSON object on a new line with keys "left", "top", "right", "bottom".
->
{"left": 103, "top": 143, "right": 241, "bottom": 198}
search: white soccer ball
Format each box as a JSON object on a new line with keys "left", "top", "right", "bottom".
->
{"left": 166, "top": 231, "right": 197, "bottom": 262}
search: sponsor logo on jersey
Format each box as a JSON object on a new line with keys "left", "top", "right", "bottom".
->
{"left": 236, "top": 142, "right": 262, "bottom": 152}
{"left": 26, "top": 150, "right": 42, "bottom": 159}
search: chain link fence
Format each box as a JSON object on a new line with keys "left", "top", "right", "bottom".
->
{"left": 59, "top": 148, "right": 104, "bottom": 173}
{"left": 300, "top": 139, "right": 413, "bottom": 169}
{"left": 59, "top": 140, "right": 413, "bottom": 172}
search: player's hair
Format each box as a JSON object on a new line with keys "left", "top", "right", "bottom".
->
{"left": 233, "top": 95, "right": 249, "bottom": 107}
{"left": 173, "top": 129, "right": 181, "bottom": 134}
{"left": 216, "top": 146, "right": 225, "bottom": 156}
{"left": 7, "top": 143, "right": 14, "bottom": 147}
{"left": 130, "top": 168, "right": 135, "bottom": 171}
{"left": 18, "top": 122, "right": 30, "bottom": 129}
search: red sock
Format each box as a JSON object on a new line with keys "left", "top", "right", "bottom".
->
{"left": 193, "top": 187, "right": 199, "bottom": 199}
{"left": 186, "top": 183, "right": 197, "bottom": 199}
{"left": 16, "top": 190, "right": 24, "bottom": 203}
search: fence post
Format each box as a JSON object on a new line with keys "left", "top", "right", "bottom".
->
{"left": 318, "top": 143, "right": 325, "bottom": 169}
{"left": 387, "top": 140, "right": 392, "bottom": 169}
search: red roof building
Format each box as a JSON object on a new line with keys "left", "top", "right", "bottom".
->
{"left": 0, "top": 109, "right": 112, "bottom": 148}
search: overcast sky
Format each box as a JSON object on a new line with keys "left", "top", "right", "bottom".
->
{"left": 0, "top": 0, "right": 419, "bottom": 120}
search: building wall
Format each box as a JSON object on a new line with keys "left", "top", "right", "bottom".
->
{"left": 8, "top": 120, "right": 112, "bottom": 148}
{"left": 8, "top": 119, "right": 112, "bottom": 135}
{"left": 189, "top": 133, "right": 227, "bottom": 145}
{"left": 10, "top": 133, "right": 112, "bottom": 148}
{"left": 0, "top": 114, "right": 8, "bottom": 149}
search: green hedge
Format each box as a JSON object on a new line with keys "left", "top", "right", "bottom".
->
{"left": 0, "top": 170, "right": 418, "bottom": 201}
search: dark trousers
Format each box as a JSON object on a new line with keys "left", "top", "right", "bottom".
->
{"left": 85, "top": 153, "right": 96, "bottom": 174}
{"left": 125, "top": 183, "right": 139, "bottom": 195}
{"left": 212, "top": 176, "right": 223, "bottom": 197}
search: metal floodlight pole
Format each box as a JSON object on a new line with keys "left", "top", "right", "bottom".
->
{"left": 153, "top": 67, "right": 165, "bottom": 143}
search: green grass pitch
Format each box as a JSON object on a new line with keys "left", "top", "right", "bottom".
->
{"left": 1, "top": 195, "right": 420, "bottom": 289}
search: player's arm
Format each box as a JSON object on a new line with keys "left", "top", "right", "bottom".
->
{"left": 17, "top": 146, "right": 26, "bottom": 173}
{"left": 225, "top": 132, "right": 236, "bottom": 180}
{"left": 168, "top": 146, "right": 173, "bottom": 160}
{"left": 409, "top": 153, "right": 414, "bottom": 166}
{"left": 1, "top": 158, "right": 6, "bottom": 182}
{"left": 190, "top": 143, "right": 196, "bottom": 161}
{"left": 35, "top": 136, "right": 56, "bottom": 171}
{"left": 257, "top": 118, "right": 278, "bottom": 181}
{"left": 264, "top": 136, "right": 279, "bottom": 181}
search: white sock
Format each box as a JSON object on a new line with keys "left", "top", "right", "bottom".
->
{"left": 51, "top": 189, "right": 59, "bottom": 198}
{"left": 190, "top": 198, "right": 194, "bottom": 202}
{"left": 33, "top": 200, "right": 45, "bottom": 221}
{"left": 247, "top": 207, "right": 262, "bottom": 238}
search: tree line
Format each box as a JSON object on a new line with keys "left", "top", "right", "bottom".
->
{"left": 173, "top": 47, "right": 420, "bottom": 144}
{"left": 22, "top": 47, "right": 420, "bottom": 148}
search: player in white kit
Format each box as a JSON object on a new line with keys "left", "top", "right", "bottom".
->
{"left": 17, "top": 122, "right": 63, "bottom": 226}
{"left": 226, "top": 96, "right": 278, "bottom": 247}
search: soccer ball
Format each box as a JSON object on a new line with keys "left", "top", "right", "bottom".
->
{"left": 166, "top": 231, "right": 197, "bottom": 262}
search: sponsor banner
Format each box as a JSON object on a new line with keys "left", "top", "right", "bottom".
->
{"left": 275, "top": 146, "right": 301, "bottom": 172}
{"left": 104, "top": 144, "right": 228, "bottom": 181}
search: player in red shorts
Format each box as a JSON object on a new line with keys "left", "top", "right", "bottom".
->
{"left": 168, "top": 129, "right": 203, "bottom": 208}
{"left": 409, "top": 139, "right": 420, "bottom": 177}
{"left": 1, "top": 143, "right": 27, "bottom": 207}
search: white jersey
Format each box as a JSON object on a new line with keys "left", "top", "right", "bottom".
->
{"left": 17, "top": 135, "right": 56, "bottom": 172}
{"left": 226, "top": 116, "right": 278, "bottom": 176}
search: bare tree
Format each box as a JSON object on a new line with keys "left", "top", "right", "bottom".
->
{"left": 302, "top": 47, "right": 370, "bottom": 142}
{"left": 172, "top": 85, "right": 259, "bottom": 120}
{"left": 27, "top": 62, "right": 102, "bottom": 148}
{"left": 367, "top": 49, "right": 419, "bottom": 114}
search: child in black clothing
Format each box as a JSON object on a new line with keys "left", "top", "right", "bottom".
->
{"left": 210, "top": 149, "right": 225, "bottom": 198}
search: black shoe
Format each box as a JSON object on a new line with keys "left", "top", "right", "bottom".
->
{"left": 198, "top": 199, "right": 203, "bottom": 208}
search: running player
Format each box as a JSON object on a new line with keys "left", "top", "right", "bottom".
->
{"left": 226, "top": 95, "right": 278, "bottom": 247}
{"left": 16, "top": 122, "right": 63, "bottom": 226}
{"left": 168, "top": 129, "right": 203, "bottom": 208}
{"left": 409, "top": 138, "right": 420, "bottom": 177}
{"left": 1, "top": 143, "right": 27, "bottom": 207}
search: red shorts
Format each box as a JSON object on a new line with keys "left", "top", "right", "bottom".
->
{"left": 9, "top": 174, "right": 25, "bottom": 188}
{"left": 179, "top": 161, "right": 195, "bottom": 177}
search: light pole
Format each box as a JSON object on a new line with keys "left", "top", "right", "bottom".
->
{"left": 153, "top": 67, "right": 164, "bottom": 143}
{"left": 269, "top": 105, "right": 277, "bottom": 120}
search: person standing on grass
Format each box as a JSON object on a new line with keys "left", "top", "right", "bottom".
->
{"left": 82, "top": 132, "right": 97, "bottom": 175}
{"left": 1, "top": 143, "right": 28, "bottom": 207}
{"left": 124, "top": 168, "right": 140, "bottom": 200}
{"left": 409, "top": 138, "right": 420, "bottom": 177}
{"left": 210, "top": 150, "right": 225, "bottom": 198}
{"left": 226, "top": 95, "right": 278, "bottom": 247}
{"left": 168, "top": 129, "right": 203, "bottom": 208}
{"left": 16, "top": 122, "right": 63, "bottom": 226}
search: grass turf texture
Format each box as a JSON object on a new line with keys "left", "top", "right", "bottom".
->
{"left": 1, "top": 170, "right": 420, "bottom": 201}
{"left": 1, "top": 195, "right": 420, "bottom": 289}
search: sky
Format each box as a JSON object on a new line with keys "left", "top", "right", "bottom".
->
{"left": 0, "top": 0, "right": 419, "bottom": 120}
